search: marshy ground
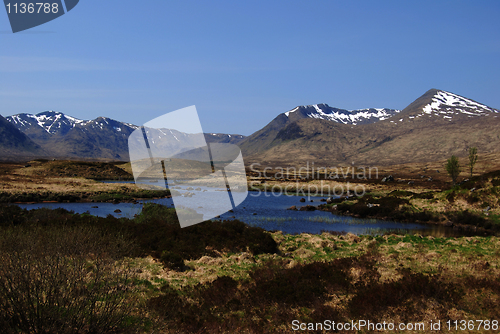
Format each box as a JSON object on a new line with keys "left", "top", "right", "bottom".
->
{"left": 0, "top": 158, "right": 499, "bottom": 332}
{"left": 0, "top": 159, "right": 170, "bottom": 203}
{"left": 249, "top": 154, "right": 500, "bottom": 235}
{"left": 0, "top": 204, "right": 499, "bottom": 333}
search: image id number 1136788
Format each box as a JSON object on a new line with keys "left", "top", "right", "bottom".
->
{"left": 5, "top": 2, "right": 58, "bottom": 13}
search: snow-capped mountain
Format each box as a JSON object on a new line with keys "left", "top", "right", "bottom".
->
{"left": 4, "top": 88, "right": 499, "bottom": 163}
{"left": 239, "top": 103, "right": 400, "bottom": 156}
{"left": 391, "top": 89, "right": 500, "bottom": 124}
{"left": 7, "top": 111, "right": 91, "bottom": 136}
{"left": 240, "top": 88, "right": 500, "bottom": 165}
{"left": 421, "top": 90, "right": 498, "bottom": 116}
{"left": 5, "top": 111, "right": 245, "bottom": 160}
{"left": 7, "top": 111, "right": 138, "bottom": 137}
{"left": 6, "top": 112, "right": 140, "bottom": 160}
{"left": 284, "top": 104, "right": 401, "bottom": 125}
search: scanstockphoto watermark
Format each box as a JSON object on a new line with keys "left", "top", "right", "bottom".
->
{"left": 249, "top": 162, "right": 379, "bottom": 199}
{"left": 291, "top": 319, "right": 438, "bottom": 332}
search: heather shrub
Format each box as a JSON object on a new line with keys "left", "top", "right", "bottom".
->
{"left": 0, "top": 223, "right": 140, "bottom": 334}
{"left": 448, "top": 210, "right": 486, "bottom": 226}
{"left": 129, "top": 204, "right": 278, "bottom": 268}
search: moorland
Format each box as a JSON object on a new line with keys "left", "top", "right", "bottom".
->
{"left": 0, "top": 157, "right": 499, "bottom": 333}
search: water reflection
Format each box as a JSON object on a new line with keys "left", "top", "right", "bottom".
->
{"left": 17, "top": 189, "right": 472, "bottom": 237}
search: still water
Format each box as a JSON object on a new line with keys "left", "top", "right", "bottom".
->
{"left": 17, "top": 185, "right": 464, "bottom": 236}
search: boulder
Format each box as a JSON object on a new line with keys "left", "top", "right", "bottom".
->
{"left": 299, "top": 205, "right": 316, "bottom": 211}
{"left": 287, "top": 205, "right": 298, "bottom": 211}
{"left": 381, "top": 175, "right": 394, "bottom": 182}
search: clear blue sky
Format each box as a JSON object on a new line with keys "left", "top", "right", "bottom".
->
{"left": 1, "top": 1, "right": 499, "bottom": 135}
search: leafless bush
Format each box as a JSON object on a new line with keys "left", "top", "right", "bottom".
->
{"left": 0, "top": 224, "right": 138, "bottom": 334}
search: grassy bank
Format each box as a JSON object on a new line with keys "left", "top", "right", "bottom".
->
{"left": 0, "top": 160, "right": 171, "bottom": 203}
{"left": 317, "top": 170, "right": 500, "bottom": 235}
{"left": 1, "top": 204, "right": 499, "bottom": 333}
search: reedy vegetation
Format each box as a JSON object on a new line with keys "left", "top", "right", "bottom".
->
{"left": 0, "top": 204, "right": 499, "bottom": 333}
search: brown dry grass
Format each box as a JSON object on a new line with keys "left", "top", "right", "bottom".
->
{"left": 0, "top": 160, "right": 171, "bottom": 202}
{"left": 134, "top": 232, "right": 500, "bottom": 333}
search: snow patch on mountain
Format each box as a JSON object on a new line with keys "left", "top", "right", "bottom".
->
{"left": 8, "top": 111, "right": 92, "bottom": 134}
{"left": 285, "top": 107, "right": 299, "bottom": 117}
{"left": 284, "top": 104, "right": 401, "bottom": 125}
{"left": 6, "top": 111, "right": 138, "bottom": 135}
{"left": 421, "top": 90, "right": 499, "bottom": 117}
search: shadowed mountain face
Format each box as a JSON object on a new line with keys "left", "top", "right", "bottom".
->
{"left": 241, "top": 89, "right": 500, "bottom": 167}
{"left": 0, "top": 114, "right": 44, "bottom": 160}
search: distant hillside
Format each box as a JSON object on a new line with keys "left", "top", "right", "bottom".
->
{"left": 7, "top": 112, "right": 137, "bottom": 160}
{"left": 6, "top": 111, "right": 246, "bottom": 161}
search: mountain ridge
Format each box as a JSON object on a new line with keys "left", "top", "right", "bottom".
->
{"left": 284, "top": 104, "right": 401, "bottom": 125}
{"left": 239, "top": 102, "right": 401, "bottom": 157}
{"left": 240, "top": 89, "right": 500, "bottom": 166}
{"left": 3, "top": 88, "right": 499, "bottom": 164}
{"left": 5, "top": 112, "right": 246, "bottom": 161}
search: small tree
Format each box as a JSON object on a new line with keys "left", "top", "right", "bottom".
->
{"left": 445, "top": 155, "right": 461, "bottom": 185}
{"left": 468, "top": 147, "right": 478, "bottom": 178}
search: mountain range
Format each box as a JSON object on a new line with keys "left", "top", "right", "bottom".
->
{"left": 2, "top": 88, "right": 499, "bottom": 165}
{"left": 240, "top": 89, "right": 500, "bottom": 166}
{"left": 2, "top": 111, "right": 246, "bottom": 161}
